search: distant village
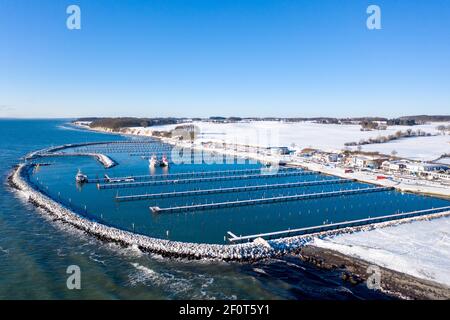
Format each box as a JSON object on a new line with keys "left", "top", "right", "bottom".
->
{"left": 293, "top": 149, "right": 450, "bottom": 183}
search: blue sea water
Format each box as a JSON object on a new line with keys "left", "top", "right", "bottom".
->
{"left": 0, "top": 119, "right": 401, "bottom": 299}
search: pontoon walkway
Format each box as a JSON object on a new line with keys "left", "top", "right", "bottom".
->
{"left": 98, "top": 170, "right": 316, "bottom": 189}
{"left": 149, "top": 186, "right": 393, "bottom": 213}
{"left": 226, "top": 205, "right": 450, "bottom": 242}
{"left": 89, "top": 167, "right": 297, "bottom": 184}
{"left": 116, "top": 178, "right": 354, "bottom": 202}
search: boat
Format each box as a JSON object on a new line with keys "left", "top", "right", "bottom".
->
{"left": 160, "top": 155, "right": 169, "bottom": 167}
{"left": 104, "top": 174, "right": 135, "bottom": 183}
{"left": 75, "top": 169, "right": 88, "bottom": 183}
{"left": 149, "top": 155, "right": 158, "bottom": 167}
{"left": 278, "top": 160, "right": 287, "bottom": 166}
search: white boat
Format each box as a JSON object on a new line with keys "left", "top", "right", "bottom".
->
{"left": 75, "top": 169, "right": 88, "bottom": 183}
{"left": 264, "top": 161, "right": 272, "bottom": 167}
{"left": 160, "top": 155, "right": 169, "bottom": 167}
{"left": 149, "top": 155, "right": 158, "bottom": 167}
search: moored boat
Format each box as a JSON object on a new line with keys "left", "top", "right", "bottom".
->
{"left": 75, "top": 169, "right": 88, "bottom": 183}
{"left": 149, "top": 155, "right": 158, "bottom": 167}
{"left": 160, "top": 155, "right": 169, "bottom": 167}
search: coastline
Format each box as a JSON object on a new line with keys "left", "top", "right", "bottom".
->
{"left": 9, "top": 122, "right": 450, "bottom": 299}
{"left": 11, "top": 143, "right": 450, "bottom": 261}
{"left": 297, "top": 245, "right": 450, "bottom": 300}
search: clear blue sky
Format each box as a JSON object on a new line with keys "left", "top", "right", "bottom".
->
{"left": 1, "top": 0, "right": 449, "bottom": 118}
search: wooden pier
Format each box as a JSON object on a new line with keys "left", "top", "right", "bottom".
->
{"left": 97, "top": 170, "right": 316, "bottom": 189}
{"left": 116, "top": 178, "right": 354, "bottom": 202}
{"left": 226, "top": 205, "right": 450, "bottom": 242}
{"left": 149, "top": 186, "right": 393, "bottom": 213}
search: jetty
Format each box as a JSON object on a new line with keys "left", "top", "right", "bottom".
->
{"left": 227, "top": 206, "right": 450, "bottom": 243}
{"left": 88, "top": 167, "right": 297, "bottom": 184}
{"left": 33, "top": 152, "right": 116, "bottom": 169}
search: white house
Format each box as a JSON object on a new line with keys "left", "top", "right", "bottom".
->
{"left": 382, "top": 160, "right": 408, "bottom": 172}
{"left": 406, "top": 163, "right": 449, "bottom": 173}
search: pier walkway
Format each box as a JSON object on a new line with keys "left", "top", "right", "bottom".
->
{"left": 88, "top": 167, "right": 297, "bottom": 184}
{"left": 226, "top": 206, "right": 450, "bottom": 242}
{"left": 98, "top": 170, "right": 316, "bottom": 189}
{"left": 149, "top": 186, "right": 393, "bottom": 213}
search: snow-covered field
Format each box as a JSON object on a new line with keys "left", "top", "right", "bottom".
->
{"left": 354, "top": 135, "right": 450, "bottom": 161}
{"left": 313, "top": 217, "right": 450, "bottom": 287}
{"left": 437, "top": 158, "right": 450, "bottom": 165}
{"left": 130, "top": 121, "right": 450, "bottom": 161}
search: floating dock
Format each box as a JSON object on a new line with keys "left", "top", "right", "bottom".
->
{"left": 89, "top": 167, "right": 297, "bottom": 184}
{"left": 97, "top": 170, "right": 316, "bottom": 189}
{"left": 116, "top": 178, "right": 354, "bottom": 202}
{"left": 226, "top": 206, "right": 450, "bottom": 242}
{"left": 149, "top": 186, "right": 393, "bottom": 213}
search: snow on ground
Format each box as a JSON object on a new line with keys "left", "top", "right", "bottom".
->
{"left": 313, "top": 217, "right": 450, "bottom": 287}
{"left": 437, "top": 158, "right": 450, "bottom": 165}
{"left": 131, "top": 121, "right": 449, "bottom": 160}
{"left": 354, "top": 135, "right": 450, "bottom": 161}
{"left": 95, "top": 153, "right": 115, "bottom": 168}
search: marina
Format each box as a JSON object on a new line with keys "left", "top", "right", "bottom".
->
{"left": 5, "top": 119, "right": 449, "bottom": 300}
{"left": 4, "top": 0, "right": 450, "bottom": 301}
{"left": 20, "top": 139, "right": 450, "bottom": 245}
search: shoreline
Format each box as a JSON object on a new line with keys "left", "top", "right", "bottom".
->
{"left": 8, "top": 163, "right": 281, "bottom": 261}
{"left": 8, "top": 164, "right": 450, "bottom": 299}
{"left": 7, "top": 124, "right": 450, "bottom": 298}
{"left": 10, "top": 148, "right": 450, "bottom": 262}
{"left": 298, "top": 245, "right": 450, "bottom": 300}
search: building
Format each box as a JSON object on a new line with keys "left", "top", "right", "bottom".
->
{"left": 382, "top": 160, "right": 407, "bottom": 172}
{"left": 350, "top": 155, "right": 388, "bottom": 169}
{"left": 406, "top": 162, "right": 449, "bottom": 174}
{"left": 430, "top": 172, "right": 450, "bottom": 181}
{"left": 327, "top": 153, "right": 341, "bottom": 162}
{"left": 267, "top": 147, "right": 291, "bottom": 155}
